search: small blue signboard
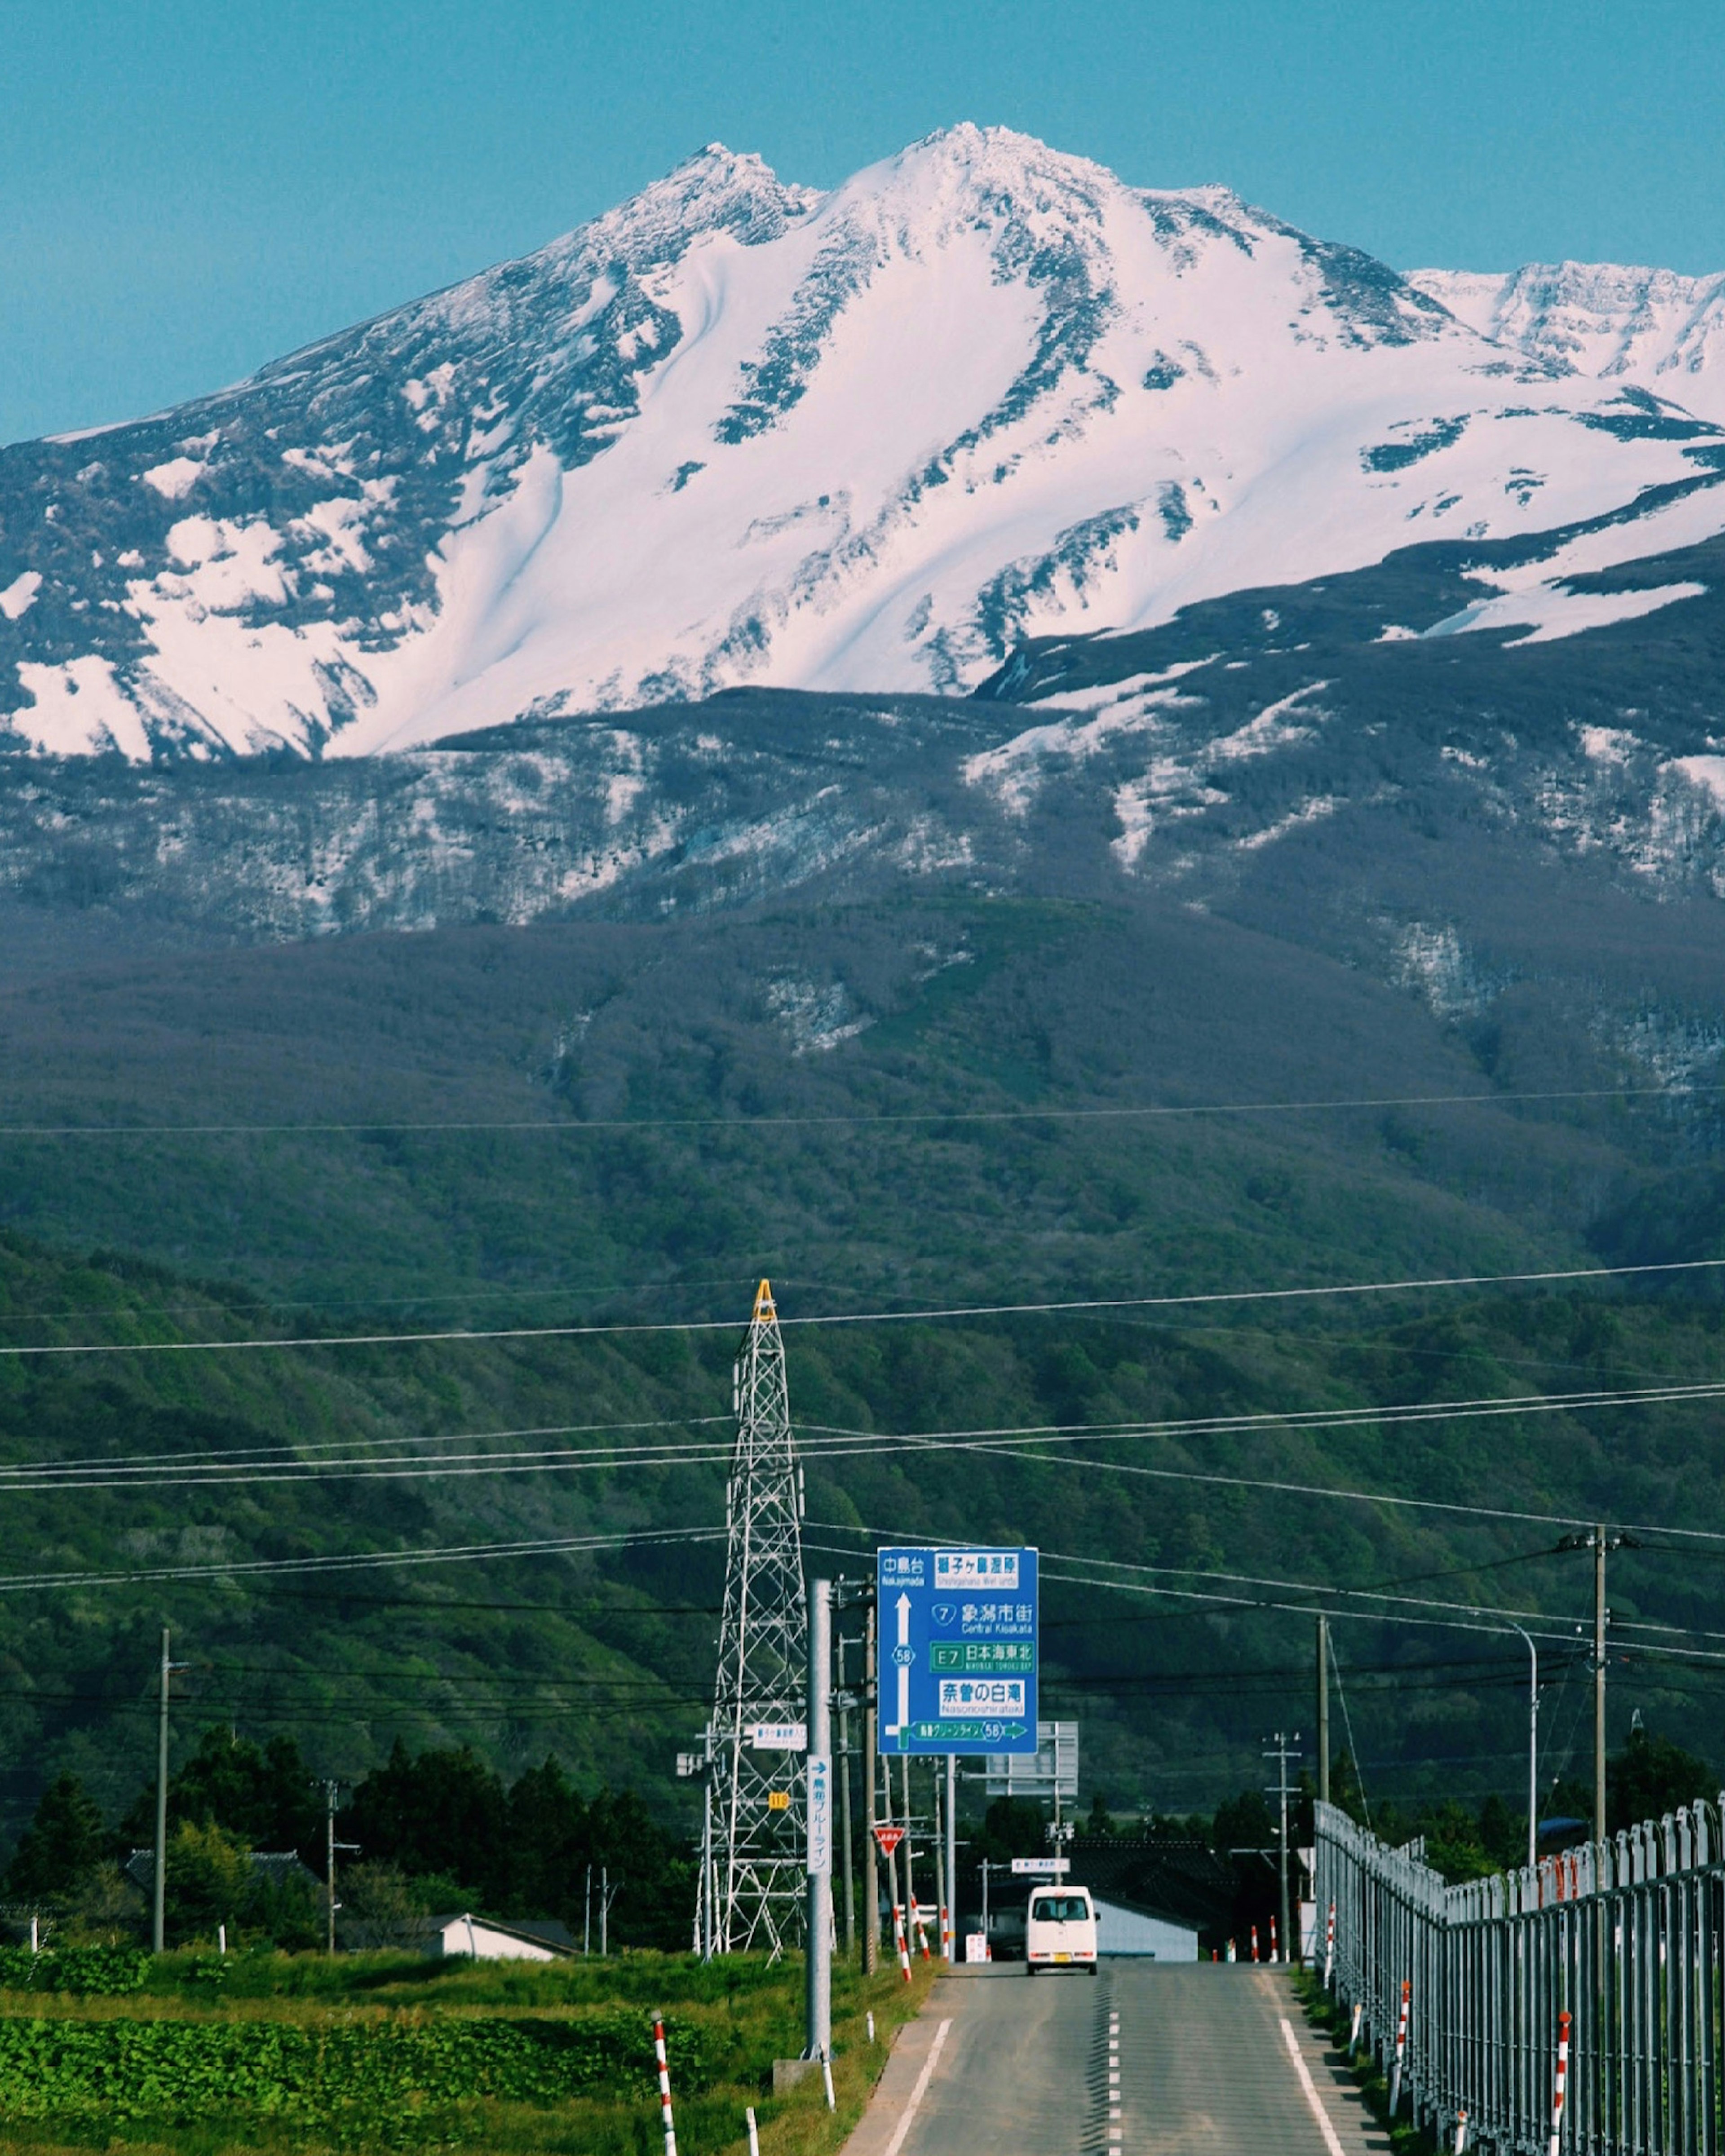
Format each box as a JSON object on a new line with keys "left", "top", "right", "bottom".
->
{"left": 876, "top": 1546, "right": 1039, "bottom": 1754}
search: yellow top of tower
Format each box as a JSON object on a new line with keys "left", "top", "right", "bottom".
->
{"left": 752, "top": 1278, "right": 777, "bottom": 1323}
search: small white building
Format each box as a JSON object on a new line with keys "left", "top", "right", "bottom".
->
{"left": 419, "top": 1913, "right": 572, "bottom": 1961}
{"left": 1093, "top": 1896, "right": 1199, "bottom": 1961}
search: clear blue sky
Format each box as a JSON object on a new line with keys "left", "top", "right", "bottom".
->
{"left": 4, "top": 0, "right": 1721, "bottom": 445}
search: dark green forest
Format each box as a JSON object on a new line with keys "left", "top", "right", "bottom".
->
{"left": 0, "top": 869, "right": 1722, "bottom": 1907}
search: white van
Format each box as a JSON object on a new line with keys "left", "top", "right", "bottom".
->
{"left": 1025, "top": 1886, "right": 1098, "bottom": 1974}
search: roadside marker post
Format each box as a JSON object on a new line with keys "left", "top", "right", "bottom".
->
{"left": 1549, "top": 2010, "right": 1571, "bottom": 2156}
{"left": 1389, "top": 1980, "right": 1411, "bottom": 2116}
{"left": 892, "top": 1901, "right": 911, "bottom": 1984}
{"left": 1455, "top": 2107, "right": 1468, "bottom": 2152}
{"left": 653, "top": 2017, "right": 677, "bottom": 2156}
{"left": 1324, "top": 1901, "right": 1336, "bottom": 1987}
{"left": 1251, "top": 1925, "right": 1260, "bottom": 1962}
{"left": 1270, "top": 1913, "right": 1279, "bottom": 1964}
{"left": 910, "top": 1894, "right": 931, "bottom": 1961}
{"left": 745, "top": 2107, "right": 760, "bottom": 2156}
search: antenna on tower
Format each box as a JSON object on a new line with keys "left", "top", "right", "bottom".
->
{"left": 699, "top": 1278, "right": 809, "bottom": 1957}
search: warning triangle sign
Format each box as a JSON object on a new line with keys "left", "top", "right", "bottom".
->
{"left": 873, "top": 1825, "right": 905, "bottom": 1855}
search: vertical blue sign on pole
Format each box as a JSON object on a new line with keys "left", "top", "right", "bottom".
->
{"left": 876, "top": 1546, "right": 1039, "bottom": 1754}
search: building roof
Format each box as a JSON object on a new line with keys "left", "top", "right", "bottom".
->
{"left": 420, "top": 1913, "right": 576, "bottom": 1955}
{"left": 1069, "top": 1838, "right": 1238, "bottom": 1936}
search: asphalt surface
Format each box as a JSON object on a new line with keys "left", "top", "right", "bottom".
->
{"left": 845, "top": 1963, "right": 1389, "bottom": 2156}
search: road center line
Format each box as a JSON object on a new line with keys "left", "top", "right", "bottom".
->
{"left": 1280, "top": 2016, "right": 1347, "bottom": 2156}
{"left": 882, "top": 2015, "right": 953, "bottom": 2156}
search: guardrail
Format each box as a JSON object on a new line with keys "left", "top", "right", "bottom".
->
{"left": 1314, "top": 1795, "right": 1725, "bottom": 2154}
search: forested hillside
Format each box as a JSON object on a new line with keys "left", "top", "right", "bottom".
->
{"left": 1, "top": 1223, "right": 1723, "bottom": 1873}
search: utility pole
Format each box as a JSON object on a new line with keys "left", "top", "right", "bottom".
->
{"left": 1316, "top": 1617, "right": 1331, "bottom": 1807}
{"left": 325, "top": 1782, "right": 338, "bottom": 1954}
{"left": 1510, "top": 1626, "right": 1539, "bottom": 1870}
{"left": 703, "top": 1281, "right": 810, "bottom": 1955}
{"left": 599, "top": 1865, "right": 620, "bottom": 1955}
{"left": 320, "top": 1782, "right": 357, "bottom": 1954}
{"left": 1594, "top": 1524, "right": 1608, "bottom": 1848}
{"left": 932, "top": 1760, "right": 946, "bottom": 1963}
{"left": 152, "top": 1628, "right": 187, "bottom": 1955}
{"left": 945, "top": 1754, "right": 957, "bottom": 1961}
{"left": 1265, "top": 1732, "right": 1300, "bottom": 1964}
{"left": 899, "top": 1753, "right": 914, "bottom": 1936}
{"left": 837, "top": 1636, "right": 855, "bottom": 1960}
{"left": 862, "top": 1595, "right": 878, "bottom": 1973}
{"left": 805, "top": 1577, "right": 832, "bottom": 2063}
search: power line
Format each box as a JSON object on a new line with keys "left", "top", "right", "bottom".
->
{"left": 0, "top": 1255, "right": 1721, "bottom": 1359}
{"left": 11, "top": 1365, "right": 1725, "bottom": 1498}
{"left": 0, "top": 1524, "right": 723, "bottom": 1597}
{"left": 0, "top": 1077, "right": 1713, "bottom": 1138}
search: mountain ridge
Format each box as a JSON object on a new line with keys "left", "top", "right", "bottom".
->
{"left": 3, "top": 124, "right": 1721, "bottom": 762}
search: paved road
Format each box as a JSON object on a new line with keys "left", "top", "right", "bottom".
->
{"left": 846, "top": 1964, "right": 1388, "bottom": 2156}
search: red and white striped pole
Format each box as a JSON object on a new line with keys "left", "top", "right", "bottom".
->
{"left": 892, "top": 1902, "right": 911, "bottom": 1984}
{"left": 1269, "top": 1913, "right": 1279, "bottom": 1964}
{"left": 910, "top": 1895, "right": 931, "bottom": 1961}
{"left": 1389, "top": 1979, "right": 1410, "bottom": 2115}
{"left": 1250, "top": 1924, "right": 1260, "bottom": 1962}
{"left": 652, "top": 2017, "right": 677, "bottom": 2156}
{"left": 1323, "top": 1901, "right": 1336, "bottom": 1987}
{"left": 1454, "top": 2106, "right": 1469, "bottom": 2152}
{"left": 1548, "top": 2009, "right": 1571, "bottom": 2156}
{"left": 941, "top": 1900, "right": 951, "bottom": 1960}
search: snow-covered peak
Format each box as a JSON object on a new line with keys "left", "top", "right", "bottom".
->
{"left": 1408, "top": 259, "right": 1725, "bottom": 421}
{"left": 3, "top": 129, "right": 1723, "bottom": 761}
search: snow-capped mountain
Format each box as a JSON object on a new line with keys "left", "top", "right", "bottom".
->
{"left": 3, "top": 123, "right": 1723, "bottom": 762}
{"left": 1409, "top": 261, "right": 1725, "bottom": 423}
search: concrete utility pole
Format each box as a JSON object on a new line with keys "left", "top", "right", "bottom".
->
{"left": 862, "top": 1596, "right": 878, "bottom": 1973}
{"left": 1594, "top": 1525, "right": 1608, "bottom": 1848}
{"left": 945, "top": 1753, "right": 957, "bottom": 1961}
{"left": 1509, "top": 1625, "right": 1540, "bottom": 1871}
{"left": 837, "top": 1670, "right": 855, "bottom": 1960}
{"left": 1265, "top": 1732, "right": 1299, "bottom": 1964}
{"left": 805, "top": 1578, "right": 832, "bottom": 2062}
{"left": 1316, "top": 1617, "right": 1331, "bottom": 1807}
{"left": 599, "top": 1866, "right": 621, "bottom": 1955}
{"left": 899, "top": 1754, "right": 914, "bottom": 1938}
{"left": 321, "top": 1782, "right": 357, "bottom": 1954}
{"left": 932, "top": 1761, "right": 946, "bottom": 1963}
{"left": 152, "top": 1628, "right": 187, "bottom": 1955}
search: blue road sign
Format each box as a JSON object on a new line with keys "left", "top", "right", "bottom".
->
{"left": 876, "top": 1546, "right": 1038, "bottom": 1754}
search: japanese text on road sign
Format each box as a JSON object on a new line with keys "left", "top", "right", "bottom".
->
{"left": 877, "top": 1545, "right": 1039, "bottom": 1755}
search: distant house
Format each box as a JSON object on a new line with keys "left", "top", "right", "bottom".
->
{"left": 1092, "top": 1897, "right": 1200, "bottom": 1960}
{"left": 124, "top": 1849, "right": 322, "bottom": 1896}
{"left": 1070, "top": 1838, "right": 1238, "bottom": 1957}
{"left": 389, "top": 1913, "right": 575, "bottom": 1962}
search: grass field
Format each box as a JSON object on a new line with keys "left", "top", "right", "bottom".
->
{"left": 0, "top": 1946, "right": 934, "bottom": 2155}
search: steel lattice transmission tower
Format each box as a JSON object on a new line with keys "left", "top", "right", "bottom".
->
{"left": 698, "top": 1279, "right": 809, "bottom": 1957}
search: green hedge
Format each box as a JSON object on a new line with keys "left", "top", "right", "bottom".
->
{"left": 0, "top": 1945, "right": 150, "bottom": 1995}
{"left": 0, "top": 2011, "right": 723, "bottom": 2123}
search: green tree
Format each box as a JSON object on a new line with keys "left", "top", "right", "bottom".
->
{"left": 583, "top": 1785, "right": 695, "bottom": 1951}
{"left": 347, "top": 1741, "right": 508, "bottom": 1903}
{"left": 120, "top": 1727, "right": 321, "bottom": 1856}
{"left": 1610, "top": 1726, "right": 1716, "bottom": 1833}
{"left": 163, "top": 1821, "right": 251, "bottom": 1946}
{"left": 504, "top": 1756, "right": 588, "bottom": 1915}
{"left": 5, "top": 1774, "right": 108, "bottom": 1900}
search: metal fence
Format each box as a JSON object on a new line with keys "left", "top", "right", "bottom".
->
{"left": 1314, "top": 1795, "right": 1725, "bottom": 2155}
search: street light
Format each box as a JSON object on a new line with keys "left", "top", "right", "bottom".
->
{"left": 1508, "top": 1625, "right": 1539, "bottom": 1872}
